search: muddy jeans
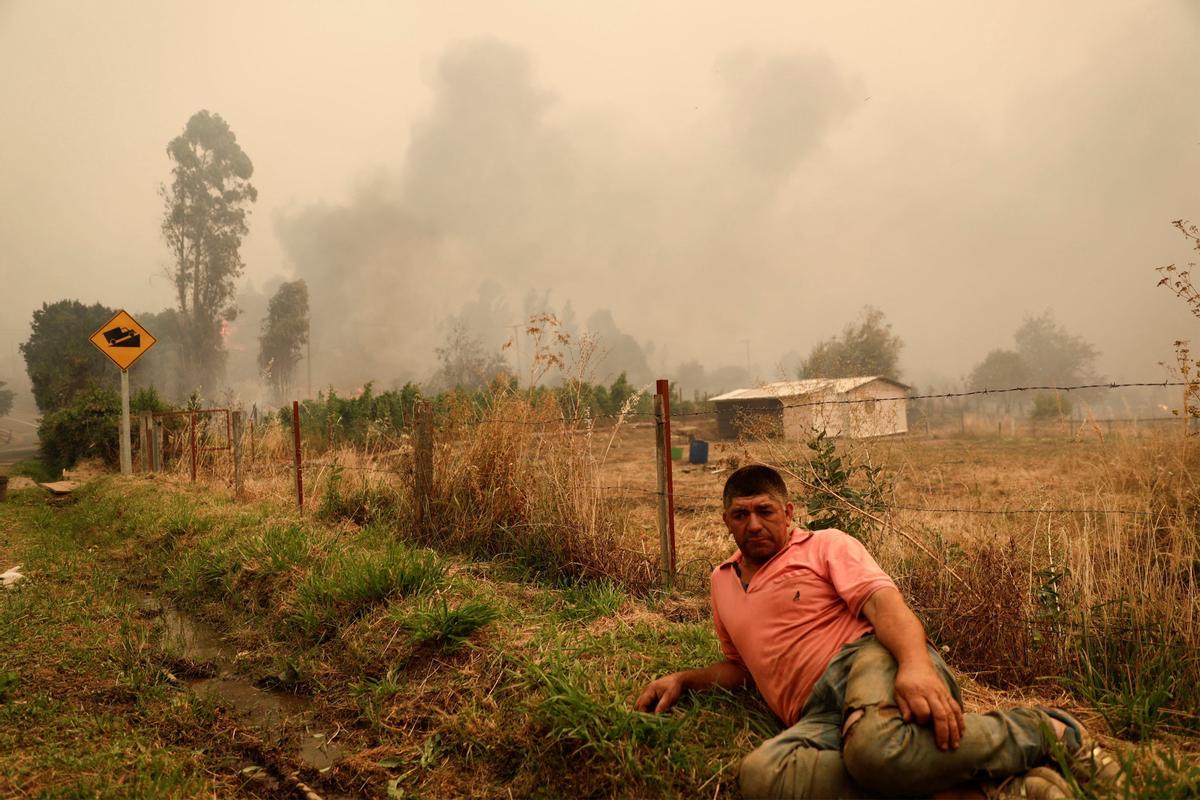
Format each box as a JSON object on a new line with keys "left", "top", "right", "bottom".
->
{"left": 739, "top": 636, "right": 1056, "bottom": 798}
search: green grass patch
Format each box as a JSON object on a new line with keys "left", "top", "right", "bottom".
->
{"left": 527, "top": 651, "right": 685, "bottom": 777}
{"left": 7, "top": 457, "right": 54, "bottom": 483}
{"left": 288, "top": 543, "right": 446, "bottom": 641}
{"left": 557, "top": 579, "right": 627, "bottom": 622}
{"left": 0, "top": 489, "right": 257, "bottom": 797}
{"left": 397, "top": 596, "right": 499, "bottom": 649}
{"left": 1068, "top": 605, "right": 1192, "bottom": 740}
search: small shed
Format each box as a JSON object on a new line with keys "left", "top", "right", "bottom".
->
{"left": 710, "top": 377, "right": 909, "bottom": 440}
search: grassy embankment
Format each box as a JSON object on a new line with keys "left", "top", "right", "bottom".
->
{"left": 0, "top": 474, "right": 775, "bottom": 798}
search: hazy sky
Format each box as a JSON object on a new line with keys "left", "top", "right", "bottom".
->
{"left": 2, "top": 1, "right": 1198, "bottom": 397}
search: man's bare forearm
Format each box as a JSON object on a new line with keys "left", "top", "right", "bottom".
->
{"left": 681, "top": 659, "right": 752, "bottom": 691}
{"left": 635, "top": 658, "right": 751, "bottom": 712}
{"left": 862, "top": 586, "right": 966, "bottom": 750}
{"left": 863, "top": 587, "right": 930, "bottom": 667}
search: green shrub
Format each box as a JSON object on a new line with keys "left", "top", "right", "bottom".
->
{"left": 1030, "top": 391, "right": 1071, "bottom": 421}
{"left": 37, "top": 386, "right": 176, "bottom": 476}
{"left": 38, "top": 388, "right": 121, "bottom": 475}
{"left": 799, "top": 429, "right": 892, "bottom": 544}
{"left": 281, "top": 381, "right": 422, "bottom": 448}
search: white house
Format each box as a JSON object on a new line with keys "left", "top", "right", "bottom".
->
{"left": 710, "top": 377, "right": 909, "bottom": 440}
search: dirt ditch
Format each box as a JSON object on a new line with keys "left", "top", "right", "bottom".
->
{"left": 146, "top": 595, "right": 356, "bottom": 798}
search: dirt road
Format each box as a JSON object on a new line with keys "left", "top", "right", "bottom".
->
{"left": 0, "top": 415, "right": 39, "bottom": 473}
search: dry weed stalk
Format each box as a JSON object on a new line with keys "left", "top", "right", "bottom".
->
{"left": 430, "top": 389, "right": 655, "bottom": 592}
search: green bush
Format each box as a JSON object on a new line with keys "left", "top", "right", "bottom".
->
{"left": 38, "top": 388, "right": 121, "bottom": 476}
{"left": 37, "top": 386, "right": 175, "bottom": 476}
{"left": 1030, "top": 391, "right": 1071, "bottom": 421}
{"left": 281, "top": 382, "right": 422, "bottom": 447}
{"left": 800, "top": 429, "right": 892, "bottom": 544}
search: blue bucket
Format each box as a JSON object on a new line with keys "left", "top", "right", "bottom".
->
{"left": 688, "top": 440, "right": 709, "bottom": 464}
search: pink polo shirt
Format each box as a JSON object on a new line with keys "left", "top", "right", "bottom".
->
{"left": 711, "top": 528, "right": 897, "bottom": 726}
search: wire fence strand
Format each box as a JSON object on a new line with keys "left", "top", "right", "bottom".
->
{"left": 421, "top": 380, "right": 1190, "bottom": 425}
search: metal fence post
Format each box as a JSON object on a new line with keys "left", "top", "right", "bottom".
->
{"left": 654, "top": 379, "right": 677, "bottom": 588}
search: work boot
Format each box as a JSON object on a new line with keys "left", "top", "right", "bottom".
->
{"left": 1040, "top": 707, "right": 1126, "bottom": 791}
{"left": 987, "top": 767, "right": 1074, "bottom": 799}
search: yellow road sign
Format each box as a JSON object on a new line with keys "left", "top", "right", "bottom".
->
{"left": 89, "top": 310, "right": 157, "bottom": 371}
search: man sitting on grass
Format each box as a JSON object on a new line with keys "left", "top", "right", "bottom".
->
{"left": 635, "top": 464, "right": 1121, "bottom": 799}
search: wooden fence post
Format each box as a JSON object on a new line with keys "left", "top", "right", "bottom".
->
{"left": 414, "top": 400, "right": 433, "bottom": 534}
{"left": 232, "top": 410, "right": 244, "bottom": 500}
{"left": 138, "top": 412, "right": 150, "bottom": 472}
{"left": 654, "top": 379, "right": 677, "bottom": 588}
{"left": 292, "top": 400, "right": 304, "bottom": 512}
{"left": 152, "top": 418, "right": 163, "bottom": 472}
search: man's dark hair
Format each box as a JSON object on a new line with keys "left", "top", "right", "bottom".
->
{"left": 723, "top": 464, "right": 789, "bottom": 509}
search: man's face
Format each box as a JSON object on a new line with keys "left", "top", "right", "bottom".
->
{"left": 722, "top": 493, "right": 795, "bottom": 566}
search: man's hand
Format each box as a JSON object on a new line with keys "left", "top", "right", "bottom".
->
{"left": 635, "top": 672, "right": 688, "bottom": 713}
{"left": 634, "top": 661, "right": 750, "bottom": 714}
{"left": 893, "top": 660, "right": 965, "bottom": 751}
{"left": 862, "top": 587, "right": 966, "bottom": 752}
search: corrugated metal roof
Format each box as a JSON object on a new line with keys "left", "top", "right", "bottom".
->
{"left": 709, "top": 376, "right": 908, "bottom": 402}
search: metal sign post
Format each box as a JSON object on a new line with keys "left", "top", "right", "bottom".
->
{"left": 119, "top": 369, "right": 131, "bottom": 475}
{"left": 88, "top": 310, "right": 157, "bottom": 477}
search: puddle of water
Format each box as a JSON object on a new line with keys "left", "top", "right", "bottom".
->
{"left": 298, "top": 731, "right": 351, "bottom": 771}
{"left": 160, "top": 604, "right": 236, "bottom": 665}
{"left": 155, "top": 598, "right": 349, "bottom": 771}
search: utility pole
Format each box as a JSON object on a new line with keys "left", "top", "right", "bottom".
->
{"left": 306, "top": 327, "right": 312, "bottom": 400}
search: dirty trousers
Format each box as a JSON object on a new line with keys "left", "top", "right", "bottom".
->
{"left": 739, "top": 636, "right": 1055, "bottom": 799}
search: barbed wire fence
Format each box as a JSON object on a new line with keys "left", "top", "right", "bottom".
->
{"left": 134, "top": 378, "right": 1194, "bottom": 590}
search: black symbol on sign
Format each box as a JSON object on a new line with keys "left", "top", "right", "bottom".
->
{"left": 102, "top": 326, "right": 141, "bottom": 348}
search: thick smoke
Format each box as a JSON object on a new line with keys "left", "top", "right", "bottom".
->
{"left": 277, "top": 38, "right": 858, "bottom": 391}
